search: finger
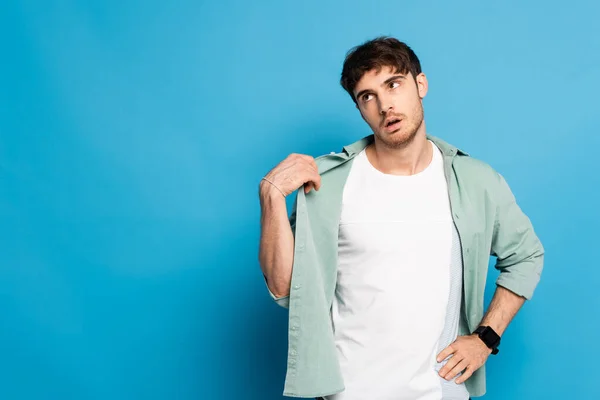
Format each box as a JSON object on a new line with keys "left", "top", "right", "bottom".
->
{"left": 298, "top": 155, "right": 317, "bottom": 170}
{"left": 313, "top": 173, "right": 322, "bottom": 191}
{"left": 298, "top": 154, "right": 314, "bottom": 163}
{"left": 301, "top": 170, "right": 321, "bottom": 192}
{"left": 288, "top": 154, "right": 314, "bottom": 173}
{"left": 300, "top": 166, "right": 317, "bottom": 183}
{"left": 438, "top": 353, "right": 463, "bottom": 378}
{"left": 305, "top": 162, "right": 318, "bottom": 175}
{"left": 436, "top": 345, "right": 455, "bottom": 363}
{"left": 443, "top": 358, "right": 469, "bottom": 381}
{"left": 304, "top": 182, "right": 314, "bottom": 194}
{"left": 455, "top": 365, "right": 475, "bottom": 385}
{"left": 305, "top": 158, "right": 319, "bottom": 173}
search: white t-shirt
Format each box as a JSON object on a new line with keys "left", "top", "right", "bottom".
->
{"left": 325, "top": 140, "right": 469, "bottom": 400}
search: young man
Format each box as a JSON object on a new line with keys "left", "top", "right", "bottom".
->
{"left": 258, "top": 37, "right": 544, "bottom": 400}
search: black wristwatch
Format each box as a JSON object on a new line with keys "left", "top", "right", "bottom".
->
{"left": 473, "top": 326, "right": 501, "bottom": 355}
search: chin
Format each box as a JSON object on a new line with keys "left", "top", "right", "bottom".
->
{"left": 377, "top": 128, "right": 418, "bottom": 149}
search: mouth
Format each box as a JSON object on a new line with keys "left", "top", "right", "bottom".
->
{"left": 383, "top": 118, "right": 402, "bottom": 132}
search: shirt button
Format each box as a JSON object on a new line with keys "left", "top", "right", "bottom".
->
{"left": 291, "top": 350, "right": 297, "bottom": 356}
{"left": 293, "top": 285, "right": 301, "bottom": 290}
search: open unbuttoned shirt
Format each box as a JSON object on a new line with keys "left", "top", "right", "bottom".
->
{"left": 264, "top": 134, "right": 545, "bottom": 398}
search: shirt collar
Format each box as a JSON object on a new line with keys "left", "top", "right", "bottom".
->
{"left": 342, "top": 134, "right": 470, "bottom": 157}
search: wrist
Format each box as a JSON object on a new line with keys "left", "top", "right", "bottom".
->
{"left": 259, "top": 181, "right": 286, "bottom": 204}
{"left": 473, "top": 326, "right": 501, "bottom": 355}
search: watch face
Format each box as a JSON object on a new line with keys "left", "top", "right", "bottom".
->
{"left": 481, "top": 328, "right": 501, "bottom": 348}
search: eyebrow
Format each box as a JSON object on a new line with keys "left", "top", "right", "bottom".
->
{"left": 355, "top": 74, "right": 406, "bottom": 101}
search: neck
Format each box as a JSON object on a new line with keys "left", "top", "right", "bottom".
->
{"left": 366, "top": 125, "right": 432, "bottom": 176}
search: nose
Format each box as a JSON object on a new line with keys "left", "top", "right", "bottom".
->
{"left": 378, "top": 96, "right": 393, "bottom": 115}
{"left": 379, "top": 105, "right": 392, "bottom": 116}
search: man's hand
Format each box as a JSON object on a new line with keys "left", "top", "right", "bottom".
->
{"left": 436, "top": 334, "right": 493, "bottom": 384}
{"left": 260, "top": 153, "right": 322, "bottom": 198}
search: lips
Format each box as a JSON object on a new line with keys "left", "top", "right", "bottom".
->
{"left": 385, "top": 118, "right": 401, "bottom": 127}
{"left": 383, "top": 117, "right": 402, "bottom": 132}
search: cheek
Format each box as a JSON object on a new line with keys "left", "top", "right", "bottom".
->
{"left": 360, "top": 106, "right": 380, "bottom": 127}
{"left": 392, "top": 92, "right": 420, "bottom": 114}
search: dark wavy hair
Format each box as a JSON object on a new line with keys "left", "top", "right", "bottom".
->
{"left": 340, "top": 36, "right": 422, "bottom": 104}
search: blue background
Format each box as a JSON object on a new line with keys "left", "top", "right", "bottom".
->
{"left": 1, "top": 0, "right": 598, "bottom": 398}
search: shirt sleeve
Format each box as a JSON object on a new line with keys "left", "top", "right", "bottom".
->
{"left": 491, "top": 172, "right": 545, "bottom": 300}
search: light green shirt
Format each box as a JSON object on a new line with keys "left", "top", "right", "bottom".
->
{"left": 264, "top": 134, "right": 544, "bottom": 398}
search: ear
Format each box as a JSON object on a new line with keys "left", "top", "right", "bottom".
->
{"left": 416, "top": 72, "right": 429, "bottom": 99}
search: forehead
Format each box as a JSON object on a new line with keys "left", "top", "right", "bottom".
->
{"left": 354, "top": 65, "right": 411, "bottom": 94}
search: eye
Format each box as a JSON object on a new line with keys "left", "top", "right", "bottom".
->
{"left": 361, "top": 93, "right": 374, "bottom": 102}
{"left": 389, "top": 81, "right": 400, "bottom": 89}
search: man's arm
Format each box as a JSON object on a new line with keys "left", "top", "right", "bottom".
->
{"left": 438, "top": 170, "right": 545, "bottom": 383}
{"left": 259, "top": 183, "right": 296, "bottom": 308}
{"left": 478, "top": 285, "right": 525, "bottom": 336}
{"left": 491, "top": 172, "right": 545, "bottom": 300}
{"left": 437, "top": 286, "right": 525, "bottom": 384}
{"left": 479, "top": 170, "right": 545, "bottom": 333}
{"left": 258, "top": 153, "right": 321, "bottom": 309}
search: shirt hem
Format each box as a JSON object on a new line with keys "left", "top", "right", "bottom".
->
{"left": 283, "top": 386, "right": 345, "bottom": 398}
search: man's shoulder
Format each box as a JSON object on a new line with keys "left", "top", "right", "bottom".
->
{"left": 454, "top": 153, "right": 497, "bottom": 174}
{"left": 452, "top": 153, "right": 505, "bottom": 192}
{"left": 314, "top": 151, "right": 343, "bottom": 162}
{"left": 313, "top": 150, "right": 350, "bottom": 175}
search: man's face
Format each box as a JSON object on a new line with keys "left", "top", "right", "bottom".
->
{"left": 353, "top": 65, "right": 428, "bottom": 149}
